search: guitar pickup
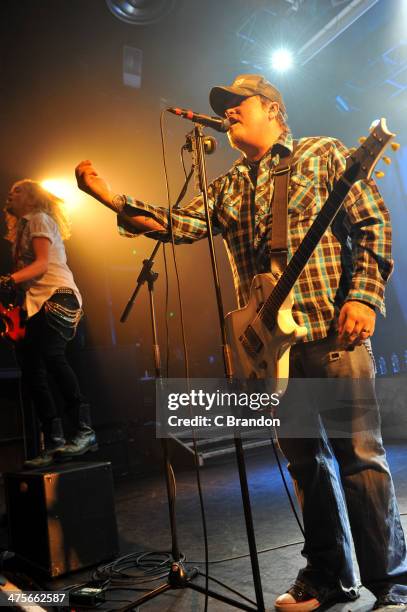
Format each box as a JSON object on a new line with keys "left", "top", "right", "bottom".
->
{"left": 239, "top": 325, "right": 264, "bottom": 357}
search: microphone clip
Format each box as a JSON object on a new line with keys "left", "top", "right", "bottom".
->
{"left": 183, "top": 132, "right": 217, "bottom": 156}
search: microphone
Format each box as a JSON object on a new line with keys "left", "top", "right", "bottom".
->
{"left": 167, "top": 107, "right": 231, "bottom": 133}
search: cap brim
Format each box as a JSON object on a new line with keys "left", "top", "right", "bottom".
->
{"left": 209, "top": 86, "right": 247, "bottom": 117}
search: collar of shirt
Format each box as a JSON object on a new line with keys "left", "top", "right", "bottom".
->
{"left": 231, "top": 128, "right": 293, "bottom": 178}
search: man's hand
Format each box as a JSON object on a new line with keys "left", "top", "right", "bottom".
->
{"left": 75, "top": 160, "right": 114, "bottom": 208}
{"left": 338, "top": 300, "right": 376, "bottom": 345}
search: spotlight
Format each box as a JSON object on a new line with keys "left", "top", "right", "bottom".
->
{"left": 41, "top": 178, "right": 80, "bottom": 213}
{"left": 270, "top": 49, "right": 294, "bottom": 72}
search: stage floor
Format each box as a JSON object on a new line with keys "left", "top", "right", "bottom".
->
{"left": 1, "top": 442, "right": 407, "bottom": 611}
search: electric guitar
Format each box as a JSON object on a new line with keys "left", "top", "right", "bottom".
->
{"left": 225, "top": 118, "right": 396, "bottom": 397}
{"left": 0, "top": 303, "right": 25, "bottom": 342}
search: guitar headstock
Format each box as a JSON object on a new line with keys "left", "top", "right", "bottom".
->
{"left": 345, "top": 118, "right": 396, "bottom": 183}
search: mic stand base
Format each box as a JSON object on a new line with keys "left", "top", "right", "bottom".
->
{"left": 119, "top": 561, "right": 262, "bottom": 611}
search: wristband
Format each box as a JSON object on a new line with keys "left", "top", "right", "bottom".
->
{"left": 111, "top": 194, "right": 126, "bottom": 213}
{"left": 0, "top": 274, "right": 16, "bottom": 291}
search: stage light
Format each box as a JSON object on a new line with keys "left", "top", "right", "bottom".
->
{"left": 270, "top": 49, "right": 294, "bottom": 72}
{"left": 335, "top": 95, "right": 350, "bottom": 112}
{"left": 40, "top": 178, "right": 81, "bottom": 213}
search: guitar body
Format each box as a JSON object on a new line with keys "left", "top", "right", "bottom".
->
{"left": 0, "top": 303, "right": 26, "bottom": 342}
{"left": 225, "top": 273, "right": 307, "bottom": 396}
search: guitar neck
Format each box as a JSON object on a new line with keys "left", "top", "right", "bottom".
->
{"left": 260, "top": 176, "right": 352, "bottom": 327}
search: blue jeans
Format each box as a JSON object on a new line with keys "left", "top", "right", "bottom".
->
{"left": 277, "top": 334, "right": 407, "bottom": 603}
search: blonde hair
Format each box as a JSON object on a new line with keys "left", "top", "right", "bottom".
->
{"left": 4, "top": 179, "right": 71, "bottom": 243}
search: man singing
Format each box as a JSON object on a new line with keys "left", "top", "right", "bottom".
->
{"left": 75, "top": 74, "right": 407, "bottom": 611}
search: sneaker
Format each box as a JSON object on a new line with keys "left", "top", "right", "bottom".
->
{"left": 275, "top": 585, "right": 321, "bottom": 612}
{"left": 55, "top": 427, "right": 98, "bottom": 460}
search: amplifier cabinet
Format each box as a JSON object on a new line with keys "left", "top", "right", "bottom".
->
{"left": 4, "top": 461, "right": 119, "bottom": 577}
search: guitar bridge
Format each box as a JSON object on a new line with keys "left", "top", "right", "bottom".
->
{"left": 239, "top": 325, "right": 264, "bottom": 358}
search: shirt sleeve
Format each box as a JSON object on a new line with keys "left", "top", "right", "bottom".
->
{"left": 28, "top": 212, "right": 56, "bottom": 244}
{"left": 327, "top": 139, "right": 394, "bottom": 315}
{"left": 116, "top": 180, "right": 223, "bottom": 243}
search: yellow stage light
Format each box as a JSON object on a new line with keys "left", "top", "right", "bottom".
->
{"left": 40, "top": 178, "right": 81, "bottom": 213}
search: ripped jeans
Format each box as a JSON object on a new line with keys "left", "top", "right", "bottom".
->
{"left": 277, "top": 334, "right": 407, "bottom": 602}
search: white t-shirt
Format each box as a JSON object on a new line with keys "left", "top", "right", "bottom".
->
{"left": 14, "top": 211, "right": 82, "bottom": 318}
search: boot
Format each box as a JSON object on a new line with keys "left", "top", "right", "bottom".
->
{"left": 23, "top": 417, "right": 66, "bottom": 470}
{"left": 55, "top": 404, "right": 98, "bottom": 460}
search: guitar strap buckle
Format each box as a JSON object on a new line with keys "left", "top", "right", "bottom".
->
{"left": 268, "top": 248, "right": 288, "bottom": 255}
{"left": 273, "top": 164, "right": 291, "bottom": 176}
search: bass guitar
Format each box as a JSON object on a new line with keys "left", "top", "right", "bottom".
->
{"left": 225, "top": 118, "right": 395, "bottom": 396}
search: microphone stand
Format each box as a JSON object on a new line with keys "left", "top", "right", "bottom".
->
{"left": 190, "top": 124, "right": 266, "bottom": 611}
{"left": 118, "top": 128, "right": 264, "bottom": 612}
{"left": 120, "top": 163, "right": 194, "bottom": 325}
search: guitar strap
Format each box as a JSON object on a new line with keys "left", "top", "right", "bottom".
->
{"left": 269, "top": 141, "right": 297, "bottom": 275}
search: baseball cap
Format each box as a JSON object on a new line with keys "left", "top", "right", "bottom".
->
{"left": 209, "top": 74, "right": 286, "bottom": 117}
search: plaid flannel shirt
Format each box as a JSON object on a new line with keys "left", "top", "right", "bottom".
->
{"left": 118, "top": 129, "right": 393, "bottom": 342}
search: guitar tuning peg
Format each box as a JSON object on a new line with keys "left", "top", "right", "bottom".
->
{"left": 348, "top": 147, "right": 356, "bottom": 154}
{"left": 375, "top": 170, "right": 385, "bottom": 179}
{"left": 358, "top": 136, "right": 367, "bottom": 144}
{"left": 391, "top": 142, "right": 400, "bottom": 151}
{"left": 382, "top": 156, "right": 392, "bottom": 165}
